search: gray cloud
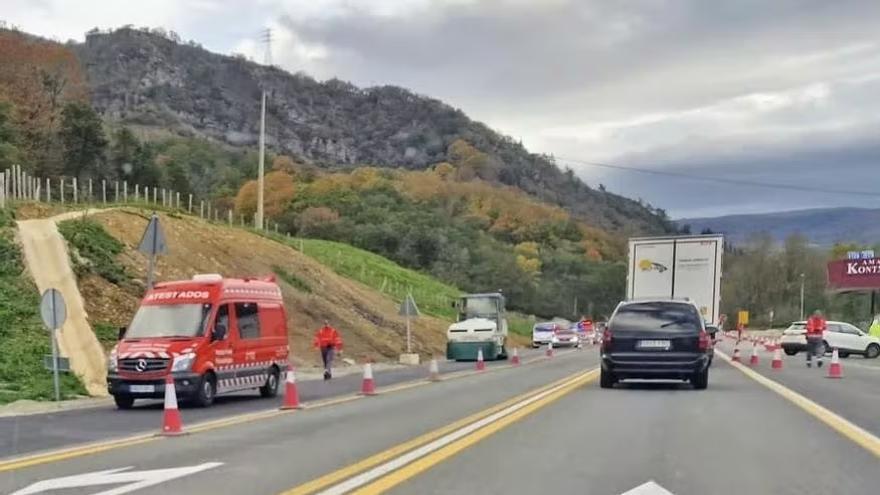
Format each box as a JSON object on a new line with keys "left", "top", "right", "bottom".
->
{"left": 268, "top": 0, "right": 880, "bottom": 217}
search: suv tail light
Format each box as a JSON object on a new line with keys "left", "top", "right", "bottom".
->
{"left": 601, "top": 327, "right": 613, "bottom": 351}
{"left": 698, "top": 329, "right": 711, "bottom": 351}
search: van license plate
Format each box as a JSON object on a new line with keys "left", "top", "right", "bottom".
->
{"left": 637, "top": 340, "right": 670, "bottom": 350}
{"left": 129, "top": 384, "right": 155, "bottom": 393}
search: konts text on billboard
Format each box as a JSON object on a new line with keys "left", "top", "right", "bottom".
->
{"left": 827, "top": 257, "right": 880, "bottom": 290}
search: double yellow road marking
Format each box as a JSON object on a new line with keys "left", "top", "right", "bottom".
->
{"left": 282, "top": 368, "right": 598, "bottom": 495}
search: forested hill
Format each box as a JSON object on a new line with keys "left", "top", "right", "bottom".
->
{"left": 72, "top": 27, "right": 670, "bottom": 234}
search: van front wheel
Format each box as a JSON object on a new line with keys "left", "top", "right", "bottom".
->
{"left": 260, "top": 367, "right": 280, "bottom": 398}
{"left": 193, "top": 373, "right": 216, "bottom": 407}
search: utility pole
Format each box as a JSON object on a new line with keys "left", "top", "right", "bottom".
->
{"left": 799, "top": 273, "right": 806, "bottom": 320}
{"left": 255, "top": 28, "right": 272, "bottom": 231}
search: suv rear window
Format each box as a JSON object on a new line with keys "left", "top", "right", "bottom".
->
{"left": 611, "top": 302, "right": 702, "bottom": 332}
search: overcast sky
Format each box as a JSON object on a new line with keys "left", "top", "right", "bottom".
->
{"left": 6, "top": 0, "right": 880, "bottom": 218}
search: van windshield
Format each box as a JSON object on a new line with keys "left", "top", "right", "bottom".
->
{"left": 125, "top": 303, "right": 213, "bottom": 338}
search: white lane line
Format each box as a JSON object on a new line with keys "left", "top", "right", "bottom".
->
{"left": 621, "top": 480, "right": 676, "bottom": 495}
{"left": 316, "top": 371, "right": 594, "bottom": 495}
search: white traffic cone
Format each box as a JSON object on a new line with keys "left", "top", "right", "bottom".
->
{"left": 160, "top": 375, "right": 185, "bottom": 436}
{"left": 511, "top": 347, "right": 520, "bottom": 366}
{"left": 546, "top": 342, "right": 554, "bottom": 358}
{"left": 476, "top": 348, "right": 486, "bottom": 371}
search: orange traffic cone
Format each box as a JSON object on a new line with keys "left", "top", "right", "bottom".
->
{"left": 731, "top": 344, "right": 742, "bottom": 362}
{"left": 361, "top": 362, "right": 377, "bottom": 395}
{"left": 771, "top": 347, "right": 783, "bottom": 370}
{"left": 160, "top": 375, "right": 185, "bottom": 436}
{"left": 827, "top": 348, "right": 843, "bottom": 379}
{"left": 546, "top": 342, "right": 554, "bottom": 358}
{"left": 476, "top": 348, "right": 486, "bottom": 371}
{"left": 511, "top": 347, "right": 520, "bottom": 366}
{"left": 749, "top": 342, "right": 759, "bottom": 366}
{"left": 428, "top": 357, "right": 441, "bottom": 382}
{"left": 280, "top": 368, "right": 302, "bottom": 410}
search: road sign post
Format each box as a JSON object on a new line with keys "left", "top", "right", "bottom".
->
{"left": 137, "top": 213, "right": 168, "bottom": 289}
{"left": 40, "top": 288, "right": 67, "bottom": 402}
{"left": 399, "top": 293, "right": 420, "bottom": 354}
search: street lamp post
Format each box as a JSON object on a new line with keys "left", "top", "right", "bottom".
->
{"left": 800, "top": 273, "right": 806, "bottom": 320}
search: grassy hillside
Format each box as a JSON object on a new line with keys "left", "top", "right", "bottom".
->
{"left": 0, "top": 209, "right": 87, "bottom": 404}
{"left": 60, "top": 209, "right": 458, "bottom": 366}
{"left": 284, "top": 238, "right": 460, "bottom": 320}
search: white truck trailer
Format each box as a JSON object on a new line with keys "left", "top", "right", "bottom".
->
{"left": 627, "top": 234, "right": 723, "bottom": 325}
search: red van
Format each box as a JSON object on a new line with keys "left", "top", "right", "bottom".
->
{"left": 107, "top": 274, "right": 290, "bottom": 409}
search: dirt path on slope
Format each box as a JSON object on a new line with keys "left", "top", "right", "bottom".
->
{"left": 17, "top": 210, "right": 110, "bottom": 396}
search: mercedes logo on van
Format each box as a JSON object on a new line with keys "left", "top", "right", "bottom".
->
{"left": 135, "top": 359, "right": 148, "bottom": 372}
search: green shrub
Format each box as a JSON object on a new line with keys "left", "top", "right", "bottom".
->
{"left": 58, "top": 218, "right": 129, "bottom": 284}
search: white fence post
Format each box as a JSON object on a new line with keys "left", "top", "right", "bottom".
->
{"left": 123, "top": 181, "right": 128, "bottom": 203}
{"left": 60, "top": 178, "right": 65, "bottom": 204}
{"left": 114, "top": 181, "right": 119, "bottom": 202}
{"left": 135, "top": 184, "right": 139, "bottom": 202}
{"left": 72, "top": 177, "right": 78, "bottom": 203}
{"left": 228, "top": 210, "right": 232, "bottom": 224}
{"left": 88, "top": 179, "right": 93, "bottom": 202}
{"left": 162, "top": 189, "right": 166, "bottom": 207}
{"left": 200, "top": 201, "right": 204, "bottom": 219}
{"left": 0, "top": 172, "right": 5, "bottom": 209}
{"left": 152, "top": 187, "right": 157, "bottom": 204}
{"left": 176, "top": 192, "right": 180, "bottom": 209}
{"left": 188, "top": 194, "right": 193, "bottom": 213}
{"left": 102, "top": 180, "right": 106, "bottom": 204}
{"left": 46, "top": 178, "right": 50, "bottom": 202}
{"left": 34, "top": 181, "right": 40, "bottom": 202}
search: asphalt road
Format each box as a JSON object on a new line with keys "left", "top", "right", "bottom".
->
{"left": 0, "top": 347, "right": 555, "bottom": 459}
{"left": 714, "top": 337, "right": 880, "bottom": 437}
{"left": 3, "top": 343, "right": 879, "bottom": 495}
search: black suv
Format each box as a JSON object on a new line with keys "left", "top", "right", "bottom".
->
{"left": 600, "top": 299, "right": 711, "bottom": 389}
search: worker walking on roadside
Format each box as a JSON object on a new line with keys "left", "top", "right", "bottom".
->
{"left": 805, "top": 310, "right": 827, "bottom": 368}
{"left": 313, "top": 320, "right": 343, "bottom": 380}
{"left": 870, "top": 315, "right": 880, "bottom": 339}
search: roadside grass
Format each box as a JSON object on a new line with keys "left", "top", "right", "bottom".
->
{"left": 58, "top": 217, "right": 130, "bottom": 284}
{"left": 508, "top": 312, "right": 535, "bottom": 338}
{"left": 0, "top": 208, "right": 88, "bottom": 404}
{"left": 272, "top": 265, "right": 312, "bottom": 293}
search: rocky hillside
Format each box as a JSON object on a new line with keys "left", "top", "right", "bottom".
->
{"left": 72, "top": 27, "right": 671, "bottom": 234}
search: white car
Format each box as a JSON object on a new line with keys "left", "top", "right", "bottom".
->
{"left": 780, "top": 321, "right": 880, "bottom": 359}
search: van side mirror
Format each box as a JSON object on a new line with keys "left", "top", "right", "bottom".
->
{"left": 117, "top": 327, "right": 127, "bottom": 341}
{"left": 213, "top": 324, "right": 227, "bottom": 342}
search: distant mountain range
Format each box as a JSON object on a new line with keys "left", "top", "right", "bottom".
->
{"left": 677, "top": 207, "right": 880, "bottom": 246}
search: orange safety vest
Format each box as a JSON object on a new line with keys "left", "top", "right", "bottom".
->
{"left": 313, "top": 326, "right": 343, "bottom": 350}
{"left": 805, "top": 316, "right": 826, "bottom": 337}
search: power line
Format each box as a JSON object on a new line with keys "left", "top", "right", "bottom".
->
{"left": 260, "top": 28, "right": 272, "bottom": 66}
{"left": 556, "top": 156, "right": 880, "bottom": 198}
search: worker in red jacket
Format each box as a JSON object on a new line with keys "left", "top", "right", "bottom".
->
{"left": 313, "top": 320, "right": 344, "bottom": 380}
{"left": 805, "top": 310, "right": 827, "bottom": 368}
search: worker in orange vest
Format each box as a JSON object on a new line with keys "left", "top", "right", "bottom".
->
{"left": 805, "top": 310, "right": 827, "bottom": 368}
{"left": 313, "top": 320, "right": 344, "bottom": 380}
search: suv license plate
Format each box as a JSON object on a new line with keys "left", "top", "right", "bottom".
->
{"left": 129, "top": 384, "right": 155, "bottom": 393}
{"left": 637, "top": 340, "right": 671, "bottom": 350}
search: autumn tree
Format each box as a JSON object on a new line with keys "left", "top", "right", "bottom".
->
{"left": 59, "top": 102, "right": 107, "bottom": 179}
{"left": 0, "top": 101, "right": 23, "bottom": 169}
{"left": 295, "top": 206, "right": 340, "bottom": 237}
{"left": 234, "top": 170, "right": 296, "bottom": 221}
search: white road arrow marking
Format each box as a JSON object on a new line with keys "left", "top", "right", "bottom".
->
{"left": 621, "top": 480, "right": 676, "bottom": 495}
{"left": 11, "top": 462, "right": 223, "bottom": 495}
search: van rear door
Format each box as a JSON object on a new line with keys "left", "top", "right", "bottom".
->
{"left": 231, "top": 302, "right": 266, "bottom": 388}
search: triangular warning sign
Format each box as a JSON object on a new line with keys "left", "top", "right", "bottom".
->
{"left": 138, "top": 213, "right": 168, "bottom": 256}
{"left": 399, "top": 294, "right": 420, "bottom": 317}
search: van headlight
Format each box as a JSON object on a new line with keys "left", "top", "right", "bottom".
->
{"left": 171, "top": 353, "right": 196, "bottom": 372}
{"left": 108, "top": 354, "right": 118, "bottom": 372}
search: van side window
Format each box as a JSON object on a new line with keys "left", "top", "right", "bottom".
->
{"left": 236, "top": 302, "right": 261, "bottom": 339}
{"left": 214, "top": 304, "right": 230, "bottom": 338}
